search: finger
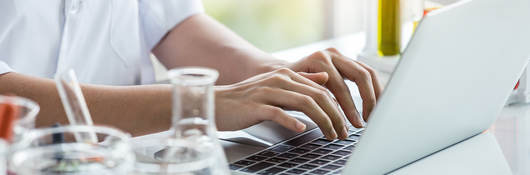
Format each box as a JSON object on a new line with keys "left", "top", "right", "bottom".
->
{"left": 281, "top": 79, "right": 348, "bottom": 140}
{"left": 297, "top": 72, "right": 329, "bottom": 85}
{"left": 255, "top": 87, "right": 338, "bottom": 140}
{"left": 330, "top": 52, "right": 377, "bottom": 122}
{"left": 275, "top": 69, "right": 348, "bottom": 139}
{"left": 258, "top": 105, "right": 307, "bottom": 133}
{"left": 354, "top": 61, "right": 383, "bottom": 100}
{"left": 306, "top": 52, "right": 364, "bottom": 128}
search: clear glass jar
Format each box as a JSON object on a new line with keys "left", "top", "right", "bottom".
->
{"left": 8, "top": 125, "right": 134, "bottom": 175}
{"left": 0, "top": 95, "right": 40, "bottom": 143}
{"left": 133, "top": 67, "right": 229, "bottom": 175}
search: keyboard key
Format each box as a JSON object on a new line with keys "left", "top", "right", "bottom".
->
{"left": 310, "top": 159, "right": 330, "bottom": 165}
{"left": 278, "top": 153, "right": 298, "bottom": 159}
{"left": 356, "top": 130, "right": 365, "bottom": 134}
{"left": 271, "top": 145, "right": 295, "bottom": 153}
{"left": 348, "top": 135, "right": 360, "bottom": 140}
{"left": 284, "top": 129, "right": 322, "bottom": 146}
{"left": 334, "top": 140, "right": 355, "bottom": 145}
{"left": 234, "top": 160, "right": 256, "bottom": 166}
{"left": 291, "top": 148, "right": 310, "bottom": 154}
{"left": 247, "top": 155, "right": 268, "bottom": 161}
{"left": 278, "top": 162, "right": 298, "bottom": 168}
{"left": 258, "top": 167, "right": 286, "bottom": 175}
{"left": 321, "top": 154, "right": 341, "bottom": 160}
{"left": 324, "top": 144, "right": 343, "bottom": 150}
{"left": 322, "top": 164, "right": 341, "bottom": 170}
{"left": 300, "top": 143, "right": 321, "bottom": 150}
{"left": 290, "top": 158, "right": 310, "bottom": 164}
{"left": 299, "top": 164, "right": 318, "bottom": 170}
{"left": 310, "top": 169, "right": 330, "bottom": 174}
{"left": 258, "top": 151, "right": 278, "bottom": 157}
{"left": 241, "top": 162, "right": 274, "bottom": 173}
{"left": 301, "top": 153, "right": 320, "bottom": 159}
{"left": 332, "top": 150, "right": 352, "bottom": 156}
{"left": 229, "top": 164, "right": 243, "bottom": 170}
{"left": 331, "top": 169, "right": 343, "bottom": 174}
{"left": 266, "top": 157, "right": 287, "bottom": 163}
{"left": 313, "top": 148, "right": 333, "bottom": 154}
{"left": 333, "top": 159, "right": 347, "bottom": 165}
{"left": 287, "top": 168, "right": 307, "bottom": 174}
{"left": 312, "top": 139, "right": 332, "bottom": 145}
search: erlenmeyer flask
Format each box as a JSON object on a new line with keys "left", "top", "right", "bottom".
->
{"left": 155, "top": 67, "right": 229, "bottom": 175}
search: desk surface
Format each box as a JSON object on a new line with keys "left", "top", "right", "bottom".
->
{"left": 272, "top": 33, "right": 530, "bottom": 174}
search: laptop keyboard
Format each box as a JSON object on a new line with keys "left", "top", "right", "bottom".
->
{"left": 230, "top": 126, "right": 364, "bottom": 175}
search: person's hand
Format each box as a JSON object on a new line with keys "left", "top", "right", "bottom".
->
{"left": 288, "top": 48, "right": 383, "bottom": 129}
{"left": 215, "top": 68, "right": 349, "bottom": 140}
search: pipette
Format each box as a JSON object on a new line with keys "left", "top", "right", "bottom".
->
{"left": 55, "top": 69, "right": 98, "bottom": 143}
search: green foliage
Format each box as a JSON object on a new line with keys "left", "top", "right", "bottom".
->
{"left": 203, "top": 0, "right": 325, "bottom": 52}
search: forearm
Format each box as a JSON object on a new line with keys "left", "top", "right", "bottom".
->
{"left": 0, "top": 72, "right": 171, "bottom": 136}
{"left": 153, "top": 14, "right": 287, "bottom": 85}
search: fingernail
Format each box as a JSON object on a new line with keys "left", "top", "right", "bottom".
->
{"left": 342, "top": 126, "right": 349, "bottom": 138}
{"left": 296, "top": 122, "right": 306, "bottom": 131}
{"left": 330, "top": 130, "right": 338, "bottom": 140}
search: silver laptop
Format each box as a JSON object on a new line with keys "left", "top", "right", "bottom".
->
{"left": 230, "top": 0, "right": 530, "bottom": 174}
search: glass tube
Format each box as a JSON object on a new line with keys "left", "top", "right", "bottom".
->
{"left": 55, "top": 70, "right": 98, "bottom": 143}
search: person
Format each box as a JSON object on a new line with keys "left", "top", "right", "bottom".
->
{"left": 0, "top": 0, "right": 382, "bottom": 140}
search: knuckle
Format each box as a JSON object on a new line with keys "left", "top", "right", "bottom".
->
{"left": 298, "top": 95, "right": 315, "bottom": 106}
{"left": 275, "top": 68, "right": 294, "bottom": 75}
{"left": 269, "top": 74, "right": 288, "bottom": 83}
{"left": 361, "top": 63, "right": 377, "bottom": 76}
{"left": 312, "top": 90, "right": 329, "bottom": 102}
{"left": 325, "top": 47, "right": 339, "bottom": 54}
{"left": 310, "top": 51, "right": 330, "bottom": 62}
{"left": 268, "top": 107, "right": 284, "bottom": 118}
{"left": 357, "top": 69, "right": 372, "bottom": 82}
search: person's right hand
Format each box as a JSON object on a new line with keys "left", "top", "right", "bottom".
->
{"left": 215, "top": 68, "right": 350, "bottom": 140}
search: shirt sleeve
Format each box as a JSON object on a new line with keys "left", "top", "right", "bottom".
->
{"left": 139, "top": 0, "right": 204, "bottom": 50}
{"left": 0, "top": 61, "right": 13, "bottom": 75}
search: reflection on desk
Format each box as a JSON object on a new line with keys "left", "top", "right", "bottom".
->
{"left": 492, "top": 104, "right": 530, "bottom": 175}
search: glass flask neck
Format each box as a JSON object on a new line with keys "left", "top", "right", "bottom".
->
{"left": 168, "top": 67, "right": 219, "bottom": 139}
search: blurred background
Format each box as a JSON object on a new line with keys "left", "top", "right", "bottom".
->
{"left": 153, "top": 0, "right": 459, "bottom": 81}
{"left": 202, "top": 0, "right": 364, "bottom": 52}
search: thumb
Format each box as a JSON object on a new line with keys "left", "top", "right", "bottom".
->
{"left": 298, "top": 72, "right": 329, "bottom": 85}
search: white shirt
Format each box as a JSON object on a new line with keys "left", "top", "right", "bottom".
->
{"left": 0, "top": 0, "right": 203, "bottom": 85}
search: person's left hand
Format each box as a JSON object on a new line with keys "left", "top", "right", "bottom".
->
{"left": 288, "top": 48, "right": 383, "bottom": 129}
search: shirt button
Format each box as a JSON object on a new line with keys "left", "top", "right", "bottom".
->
{"left": 69, "top": 0, "right": 82, "bottom": 14}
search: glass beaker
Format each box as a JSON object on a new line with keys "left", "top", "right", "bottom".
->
{"left": 0, "top": 95, "right": 40, "bottom": 143}
{"left": 133, "top": 67, "right": 229, "bottom": 175}
{"left": 8, "top": 125, "right": 134, "bottom": 175}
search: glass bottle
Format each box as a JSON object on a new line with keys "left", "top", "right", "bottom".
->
{"left": 378, "top": 0, "right": 401, "bottom": 57}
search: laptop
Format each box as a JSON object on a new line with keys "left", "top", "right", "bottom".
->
{"left": 229, "top": 0, "right": 530, "bottom": 174}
